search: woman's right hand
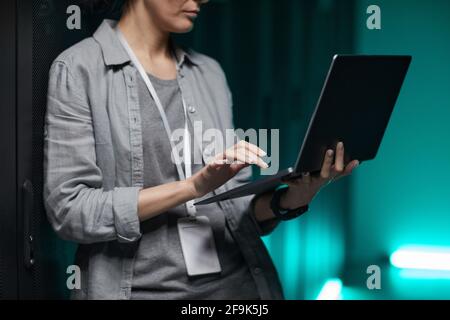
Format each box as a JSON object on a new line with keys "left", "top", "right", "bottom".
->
{"left": 188, "top": 141, "right": 268, "bottom": 198}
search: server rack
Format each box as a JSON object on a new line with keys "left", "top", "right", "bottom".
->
{"left": 0, "top": 0, "right": 19, "bottom": 300}
{"left": 0, "top": 0, "right": 115, "bottom": 299}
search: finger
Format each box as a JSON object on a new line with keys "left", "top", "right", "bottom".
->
{"left": 236, "top": 140, "right": 267, "bottom": 157}
{"left": 226, "top": 148, "right": 268, "bottom": 169}
{"left": 320, "top": 149, "right": 334, "bottom": 179}
{"left": 343, "top": 160, "right": 360, "bottom": 176}
{"left": 334, "top": 141, "right": 345, "bottom": 173}
{"left": 209, "top": 156, "right": 252, "bottom": 173}
{"left": 224, "top": 147, "right": 254, "bottom": 164}
{"left": 334, "top": 160, "right": 360, "bottom": 181}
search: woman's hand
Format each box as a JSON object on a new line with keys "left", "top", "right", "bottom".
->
{"left": 137, "top": 141, "right": 266, "bottom": 222}
{"left": 188, "top": 141, "right": 268, "bottom": 198}
{"left": 279, "top": 142, "right": 359, "bottom": 210}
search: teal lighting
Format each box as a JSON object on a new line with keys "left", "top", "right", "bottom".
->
{"left": 398, "top": 269, "right": 450, "bottom": 280}
{"left": 316, "top": 278, "right": 343, "bottom": 300}
{"left": 390, "top": 246, "right": 450, "bottom": 271}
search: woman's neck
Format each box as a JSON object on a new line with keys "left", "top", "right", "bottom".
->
{"left": 118, "top": 4, "right": 173, "bottom": 66}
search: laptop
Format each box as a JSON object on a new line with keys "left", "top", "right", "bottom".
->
{"left": 194, "top": 54, "right": 412, "bottom": 206}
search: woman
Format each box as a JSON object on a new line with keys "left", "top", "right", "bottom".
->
{"left": 43, "top": 0, "right": 359, "bottom": 300}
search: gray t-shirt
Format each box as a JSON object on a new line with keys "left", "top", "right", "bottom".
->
{"left": 131, "top": 72, "right": 260, "bottom": 300}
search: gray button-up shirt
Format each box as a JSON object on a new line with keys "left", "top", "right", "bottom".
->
{"left": 43, "top": 19, "right": 284, "bottom": 300}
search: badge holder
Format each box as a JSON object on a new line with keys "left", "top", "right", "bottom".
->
{"left": 177, "top": 215, "right": 222, "bottom": 277}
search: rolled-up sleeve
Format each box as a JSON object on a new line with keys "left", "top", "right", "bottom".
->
{"left": 43, "top": 60, "right": 142, "bottom": 244}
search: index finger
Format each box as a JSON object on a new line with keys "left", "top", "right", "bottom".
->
{"left": 236, "top": 141, "right": 267, "bottom": 157}
{"left": 334, "top": 142, "right": 344, "bottom": 172}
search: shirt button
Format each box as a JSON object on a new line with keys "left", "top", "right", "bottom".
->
{"left": 188, "top": 106, "right": 196, "bottom": 113}
{"left": 127, "top": 75, "right": 134, "bottom": 87}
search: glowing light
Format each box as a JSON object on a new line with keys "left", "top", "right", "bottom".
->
{"left": 390, "top": 246, "right": 450, "bottom": 271}
{"left": 316, "top": 278, "right": 343, "bottom": 300}
{"left": 398, "top": 269, "right": 450, "bottom": 280}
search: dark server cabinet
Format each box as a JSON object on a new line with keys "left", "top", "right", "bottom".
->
{"left": 0, "top": 0, "right": 116, "bottom": 299}
{"left": 0, "top": 0, "right": 18, "bottom": 300}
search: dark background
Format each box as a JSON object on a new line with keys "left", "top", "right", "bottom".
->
{"left": 1, "top": 0, "right": 449, "bottom": 300}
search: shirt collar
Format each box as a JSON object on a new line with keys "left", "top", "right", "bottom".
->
{"left": 93, "top": 19, "right": 202, "bottom": 68}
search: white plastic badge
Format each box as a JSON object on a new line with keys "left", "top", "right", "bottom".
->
{"left": 177, "top": 216, "right": 222, "bottom": 277}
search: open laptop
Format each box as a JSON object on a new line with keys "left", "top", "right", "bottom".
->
{"left": 194, "top": 55, "right": 412, "bottom": 206}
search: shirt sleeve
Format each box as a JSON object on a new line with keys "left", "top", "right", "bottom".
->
{"left": 43, "top": 60, "right": 142, "bottom": 244}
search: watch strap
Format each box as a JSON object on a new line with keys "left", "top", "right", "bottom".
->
{"left": 270, "top": 185, "right": 309, "bottom": 221}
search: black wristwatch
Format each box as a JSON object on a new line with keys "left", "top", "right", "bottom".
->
{"left": 270, "top": 185, "right": 309, "bottom": 221}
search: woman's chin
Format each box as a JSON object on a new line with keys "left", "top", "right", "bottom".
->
{"left": 170, "top": 20, "right": 195, "bottom": 33}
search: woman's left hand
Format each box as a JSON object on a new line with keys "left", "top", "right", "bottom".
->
{"left": 280, "top": 142, "right": 360, "bottom": 210}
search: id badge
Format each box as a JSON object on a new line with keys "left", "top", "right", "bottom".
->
{"left": 177, "top": 215, "right": 222, "bottom": 277}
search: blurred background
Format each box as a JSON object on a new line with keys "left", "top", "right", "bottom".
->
{"left": 16, "top": 0, "right": 450, "bottom": 299}
{"left": 178, "top": 0, "right": 450, "bottom": 300}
